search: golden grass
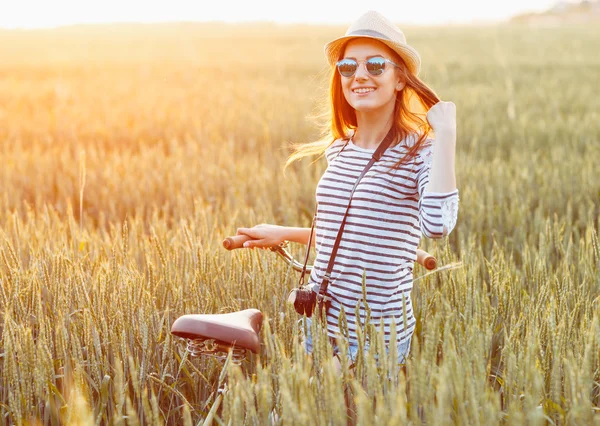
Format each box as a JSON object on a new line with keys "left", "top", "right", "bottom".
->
{"left": 0, "top": 22, "right": 599, "bottom": 425}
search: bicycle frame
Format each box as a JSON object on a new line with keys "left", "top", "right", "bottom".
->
{"left": 170, "top": 235, "right": 461, "bottom": 425}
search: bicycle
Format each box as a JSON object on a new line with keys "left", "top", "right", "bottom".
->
{"left": 170, "top": 234, "right": 459, "bottom": 425}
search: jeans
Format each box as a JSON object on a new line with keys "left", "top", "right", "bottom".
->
{"left": 300, "top": 317, "right": 412, "bottom": 366}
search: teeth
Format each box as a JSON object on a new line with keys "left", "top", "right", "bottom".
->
{"left": 353, "top": 88, "right": 375, "bottom": 93}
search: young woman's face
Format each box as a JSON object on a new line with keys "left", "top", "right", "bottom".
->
{"left": 339, "top": 38, "right": 404, "bottom": 114}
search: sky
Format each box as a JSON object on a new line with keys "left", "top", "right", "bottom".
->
{"left": 1, "top": 0, "right": 562, "bottom": 29}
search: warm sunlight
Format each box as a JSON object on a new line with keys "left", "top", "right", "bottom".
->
{"left": 2, "top": 0, "right": 559, "bottom": 28}
{"left": 1, "top": 0, "right": 599, "bottom": 421}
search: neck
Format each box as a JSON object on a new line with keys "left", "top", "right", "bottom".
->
{"left": 352, "top": 104, "right": 396, "bottom": 150}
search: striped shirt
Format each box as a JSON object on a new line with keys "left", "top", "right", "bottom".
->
{"left": 307, "top": 134, "right": 459, "bottom": 347}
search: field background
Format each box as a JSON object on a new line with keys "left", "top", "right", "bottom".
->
{"left": 0, "top": 22, "right": 599, "bottom": 425}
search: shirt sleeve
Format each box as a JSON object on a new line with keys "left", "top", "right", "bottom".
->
{"left": 324, "top": 138, "right": 348, "bottom": 166}
{"left": 416, "top": 142, "right": 459, "bottom": 239}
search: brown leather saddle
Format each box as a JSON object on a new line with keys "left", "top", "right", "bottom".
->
{"left": 171, "top": 308, "right": 263, "bottom": 354}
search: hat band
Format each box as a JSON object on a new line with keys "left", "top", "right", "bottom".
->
{"left": 346, "top": 29, "right": 391, "bottom": 41}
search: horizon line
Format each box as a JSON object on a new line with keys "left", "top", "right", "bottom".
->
{"left": 0, "top": 14, "right": 520, "bottom": 31}
{"left": 0, "top": 16, "right": 515, "bottom": 32}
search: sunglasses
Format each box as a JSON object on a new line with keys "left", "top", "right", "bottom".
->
{"left": 335, "top": 56, "right": 400, "bottom": 78}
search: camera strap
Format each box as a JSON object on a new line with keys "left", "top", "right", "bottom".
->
{"left": 298, "top": 127, "right": 396, "bottom": 302}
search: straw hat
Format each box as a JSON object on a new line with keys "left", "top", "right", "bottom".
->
{"left": 324, "top": 10, "right": 421, "bottom": 76}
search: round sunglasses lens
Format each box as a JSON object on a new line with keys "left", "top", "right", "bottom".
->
{"left": 337, "top": 59, "right": 357, "bottom": 77}
{"left": 366, "top": 58, "right": 386, "bottom": 75}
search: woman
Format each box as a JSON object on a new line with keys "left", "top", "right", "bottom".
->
{"left": 236, "top": 10, "right": 459, "bottom": 370}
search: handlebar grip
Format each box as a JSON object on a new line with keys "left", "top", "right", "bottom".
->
{"left": 222, "top": 235, "right": 252, "bottom": 250}
{"left": 416, "top": 249, "right": 437, "bottom": 270}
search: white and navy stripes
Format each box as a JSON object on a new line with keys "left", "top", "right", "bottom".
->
{"left": 307, "top": 135, "right": 459, "bottom": 346}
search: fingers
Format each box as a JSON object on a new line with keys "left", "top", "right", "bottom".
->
{"left": 235, "top": 229, "right": 261, "bottom": 249}
{"left": 429, "top": 100, "right": 455, "bottom": 111}
{"left": 236, "top": 227, "right": 255, "bottom": 237}
{"left": 235, "top": 227, "right": 273, "bottom": 249}
{"left": 243, "top": 239, "right": 267, "bottom": 249}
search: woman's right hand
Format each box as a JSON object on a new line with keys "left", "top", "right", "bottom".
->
{"left": 236, "top": 224, "right": 286, "bottom": 249}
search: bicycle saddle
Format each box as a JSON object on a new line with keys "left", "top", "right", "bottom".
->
{"left": 171, "top": 308, "right": 263, "bottom": 353}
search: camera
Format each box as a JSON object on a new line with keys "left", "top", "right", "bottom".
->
{"left": 287, "top": 287, "right": 330, "bottom": 317}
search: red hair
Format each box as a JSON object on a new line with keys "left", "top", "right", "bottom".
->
{"left": 285, "top": 42, "right": 440, "bottom": 172}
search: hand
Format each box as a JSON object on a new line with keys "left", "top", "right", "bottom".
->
{"left": 426, "top": 101, "right": 456, "bottom": 135}
{"left": 236, "top": 224, "right": 286, "bottom": 249}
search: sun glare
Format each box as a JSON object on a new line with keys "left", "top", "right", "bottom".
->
{"left": 1, "top": 0, "right": 558, "bottom": 29}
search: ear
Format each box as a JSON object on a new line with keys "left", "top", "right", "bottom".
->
{"left": 396, "top": 79, "right": 406, "bottom": 92}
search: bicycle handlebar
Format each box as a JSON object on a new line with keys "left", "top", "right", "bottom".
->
{"left": 223, "top": 234, "right": 437, "bottom": 271}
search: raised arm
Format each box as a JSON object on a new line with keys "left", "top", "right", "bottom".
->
{"left": 416, "top": 101, "right": 460, "bottom": 239}
{"left": 425, "top": 101, "right": 457, "bottom": 193}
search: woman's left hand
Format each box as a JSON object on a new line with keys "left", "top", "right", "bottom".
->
{"left": 426, "top": 101, "right": 456, "bottom": 135}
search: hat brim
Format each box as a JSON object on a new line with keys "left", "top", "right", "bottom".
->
{"left": 324, "top": 35, "right": 421, "bottom": 76}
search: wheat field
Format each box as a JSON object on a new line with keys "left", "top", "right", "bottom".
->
{"left": 0, "top": 22, "right": 599, "bottom": 425}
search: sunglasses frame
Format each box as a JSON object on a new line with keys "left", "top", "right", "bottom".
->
{"left": 335, "top": 56, "right": 401, "bottom": 78}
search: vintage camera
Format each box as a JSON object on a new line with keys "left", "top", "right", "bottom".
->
{"left": 287, "top": 287, "right": 330, "bottom": 317}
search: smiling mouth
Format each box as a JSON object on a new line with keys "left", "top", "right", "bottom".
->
{"left": 353, "top": 88, "right": 376, "bottom": 94}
